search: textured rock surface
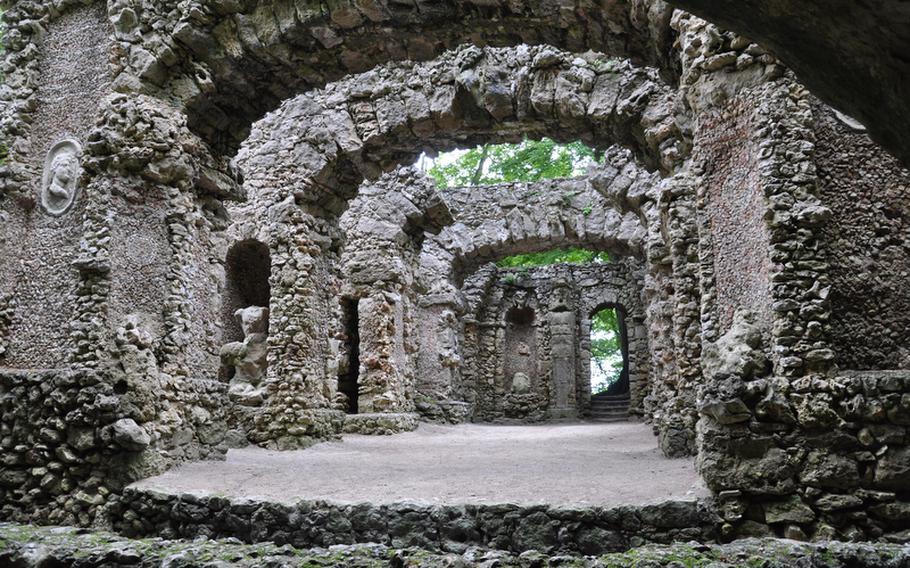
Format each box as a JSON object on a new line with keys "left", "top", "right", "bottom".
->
{"left": 667, "top": 0, "right": 910, "bottom": 169}
{"left": 3, "top": 524, "right": 909, "bottom": 567}
{"left": 2, "top": 0, "right": 910, "bottom": 546}
{"left": 108, "top": 488, "right": 717, "bottom": 555}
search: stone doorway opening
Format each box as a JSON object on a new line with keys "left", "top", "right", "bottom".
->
{"left": 338, "top": 297, "right": 361, "bottom": 414}
{"left": 588, "top": 304, "right": 631, "bottom": 422}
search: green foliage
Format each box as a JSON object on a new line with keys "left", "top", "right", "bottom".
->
{"left": 497, "top": 248, "right": 609, "bottom": 268}
{"left": 591, "top": 307, "right": 623, "bottom": 393}
{"left": 427, "top": 137, "right": 598, "bottom": 188}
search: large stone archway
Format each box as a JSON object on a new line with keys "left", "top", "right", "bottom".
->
{"left": 220, "top": 44, "right": 693, "bottom": 449}
{"left": 235, "top": 44, "right": 688, "bottom": 220}
{"left": 96, "top": 0, "right": 679, "bottom": 155}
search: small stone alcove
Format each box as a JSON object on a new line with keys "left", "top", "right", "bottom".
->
{"left": 221, "top": 240, "right": 271, "bottom": 378}
{"left": 504, "top": 306, "right": 538, "bottom": 395}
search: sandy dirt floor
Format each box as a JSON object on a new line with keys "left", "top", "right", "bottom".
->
{"left": 132, "top": 422, "right": 708, "bottom": 507}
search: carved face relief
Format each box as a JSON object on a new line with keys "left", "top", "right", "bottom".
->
{"left": 41, "top": 140, "right": 82, "bottom": 216}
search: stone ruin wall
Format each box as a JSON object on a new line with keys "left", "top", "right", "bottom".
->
{"left": 0, "top": 3, "right": 111, "bottom": 370}
{"left": 1, "top": 0, "right": 909, "bottom": 544}
{"left": 678, "top": 13, "right": 910, "bottom": 541}
{"left": 811, "top": 101, "right": 910, "bottom": 371}
{"left": 0, "top": 2, "right": 240, "bottom": 526}
{"left": 336, "top": 169, "right": 453, "bottom": 434}
{"left": 459, "top": 261, "right": 648, "bottom": 422}
{"left": 412, "top": 152, "right": 659, "bottom": 423}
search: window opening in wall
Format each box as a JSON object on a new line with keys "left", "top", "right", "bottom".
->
{"left": 338, "top": 298, "right": 361, "bottom": 414}
{"left": 590, "top": 306, "right": 628, "bottom": 396}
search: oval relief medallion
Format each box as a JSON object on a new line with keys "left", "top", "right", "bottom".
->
{"left": 41, "top": 139, "right": 83, "bottom": 216}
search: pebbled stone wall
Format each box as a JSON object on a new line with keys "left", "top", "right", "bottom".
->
{"left": 812, "top": 101, "right": 910, "bottom": 371}
{"left": 0, "top": 369, "right": 231, "bottom": 526}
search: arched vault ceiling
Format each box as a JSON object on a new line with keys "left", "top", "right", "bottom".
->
{"left": 236, "top": 45, "right": 686, "bottom": 218}
{"left": 131, "top": 0, "right": 678, "bottom": 153}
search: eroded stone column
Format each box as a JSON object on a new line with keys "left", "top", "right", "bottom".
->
{"left": 547, "top": 280, "right": 578, "bottom": 420}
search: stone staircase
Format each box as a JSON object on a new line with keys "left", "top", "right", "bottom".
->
{"left": 589, "top": 392, "right": 630, "bottom": 422}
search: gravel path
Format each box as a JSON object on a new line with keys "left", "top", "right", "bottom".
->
{"left": 132, "top": 422, "right": 707, "bottom": 507}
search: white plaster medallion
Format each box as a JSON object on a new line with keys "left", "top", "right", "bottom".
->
{"left": 41, "top": 139, "right": 83, "bottom": 216}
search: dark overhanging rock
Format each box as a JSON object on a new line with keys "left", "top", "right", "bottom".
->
{"left": 666, "top": 0, "right": 910, "bottom": 168}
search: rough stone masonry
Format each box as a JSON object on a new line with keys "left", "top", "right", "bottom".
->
{"left": 1, "top": 0, "right": 910, "bottom": 555}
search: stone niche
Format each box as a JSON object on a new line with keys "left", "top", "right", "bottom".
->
{"left": 0, "top": 4, "right": 111, "bottom": 369}
{"left": 460, "top": 260, "right": 648, "bottom": 422}
{"left": 219, "top": 240, "right": 271, "bottom": 402}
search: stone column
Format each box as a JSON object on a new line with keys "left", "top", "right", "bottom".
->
{"left": 357, "top": 289, "right": 413, "bottom": 414}
{"left": 547, "top": 278, "right": 578, "bottom": 420}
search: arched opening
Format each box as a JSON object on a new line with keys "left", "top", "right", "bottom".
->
{"left": 588, "top": 303, "right": 631, "bottom": 423}
{"left": 338, "top": 297, "right": 361, "bottom": 415}
{"left": 221, "top": 240, "right": 271, "bottom": 380}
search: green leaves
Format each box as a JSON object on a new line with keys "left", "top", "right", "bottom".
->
{"left": 591, "top": 307, "right": 623, "bottom": 394}
{"left": 497, "top": 248, "right": 610, "bottom": 268}
{"left": 427, "top": 138, "right": 598, "bottom": 188}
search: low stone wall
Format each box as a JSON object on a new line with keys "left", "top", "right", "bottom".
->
{"left": 414, "top": 398, "right": 474, "bottom": 424}
{"left": 109, "top": 489, "right": 718, "bottom": 556}
{"left": 0, "top": 369, "right": 230, "bottom": 525}
{"left": 342, "top": 413, "right": 420, "bottom": 435}
{"left": 699, "top": 344, "right": 910, "bottom": 541}
{"left": 3, "top": 523, "right": 909, "bottom": 568}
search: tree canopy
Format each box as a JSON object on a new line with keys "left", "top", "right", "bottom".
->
{"left": 497, "top": 248, "right": 610, "bottom": 268}
{"left": 427, "top": 138, "right": 598, "bottom": 188}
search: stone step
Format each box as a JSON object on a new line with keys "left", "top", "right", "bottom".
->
{"left": 591, "top": 393, "right": 631, "bottom": 401}
{"left": 591, "top": 399, "right": 630, "bottom": 406}
{"left": 112, "top": 488, "right": 715, "bottom": 556}
{"left": 590, "top": 411, "right": 630, "bottom": 417}
{"left": 590, "top": 401, "right": 630, "bottom": 408}
{"left": 589, "top": 416, "right": 630, "bottom": 423}
{"left": 589, "top": 404, "right": 631, "bottom": 412}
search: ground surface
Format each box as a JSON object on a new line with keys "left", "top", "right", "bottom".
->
{"left": 132, "top": 422, "right": 707, "bottom": 506}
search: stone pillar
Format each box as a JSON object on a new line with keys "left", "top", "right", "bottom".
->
{"left": 357, "top": 290, "right": 413, "bottom": 414}
{"left": 254, "top": 213, "right": 345, "bottom": 449}
{"left": 548, "top": 311, "right": 577, "bottom": 419}
{"left": 547, "top": 278, "right": 577, "bottom": 420}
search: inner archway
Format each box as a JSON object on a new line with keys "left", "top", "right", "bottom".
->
{"left": 588, "top": 304, "right": 631, "bottom": 423}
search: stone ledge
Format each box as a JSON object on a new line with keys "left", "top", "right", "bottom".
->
{"left": 342, "top": 412, "right": 420, "bottom": 435}
{"left": 415, "top": 398, "right": 473, "bottom": 424}
{"left": 3, "top": 523, "right": 909, "bottom": 567}
{"left": 107, "top": 489, "right": 718, "bottom": 556}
